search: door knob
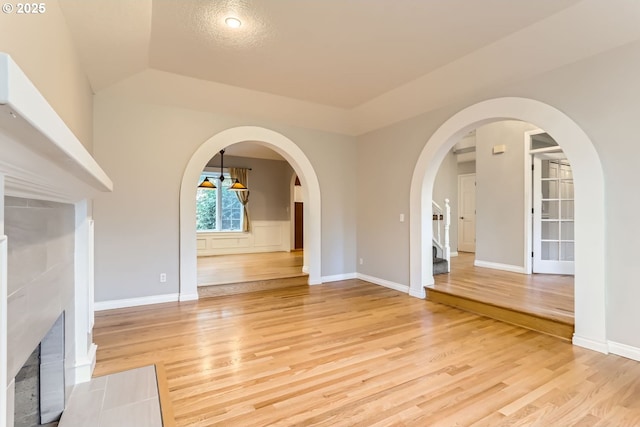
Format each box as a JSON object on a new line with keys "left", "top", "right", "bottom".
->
{"left": 460, "top": 216, "right": 464, "bottom": 219}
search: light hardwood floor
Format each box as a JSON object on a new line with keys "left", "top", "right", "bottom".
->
{"left": 434, "top": 252, "right": 574, "bottom": 324}
{"left": 197, "top": 251, "right": 305, "bottom": 286}
{"left": 94, "top": 280, "right": 640, "bottom": 426}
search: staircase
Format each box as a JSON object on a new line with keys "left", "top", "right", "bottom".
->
{"left": 432, "top": 199, "right": 451, "bottom": 275}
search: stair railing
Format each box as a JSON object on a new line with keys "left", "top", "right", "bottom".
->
{"left": 432, "top": 199, "right": 451, "bottom": 272}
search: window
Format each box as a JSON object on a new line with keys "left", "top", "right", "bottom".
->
{"left": 196, "top": 172, "right": 243, "bottom": 232}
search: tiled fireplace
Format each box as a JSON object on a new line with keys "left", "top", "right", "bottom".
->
{"left": 14, "top": 314, "right": 65, "bottom": 426}
{"left": 1, "top": 53, "right": 113, "bottom": 426}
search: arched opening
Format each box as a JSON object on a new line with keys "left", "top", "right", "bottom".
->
{"left": 410, "top": 97, "right": 607, "bottom": 353}
{"left": 180, "top": 126, "right": 322, "bottom": 300}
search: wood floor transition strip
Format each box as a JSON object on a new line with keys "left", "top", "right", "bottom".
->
{"left": 155, "top": 362, "right": 176, "bottom": 427}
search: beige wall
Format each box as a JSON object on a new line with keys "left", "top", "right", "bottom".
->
{"left": 206, "top": 155, "right": 293, "bottom": 222}
{"left": 475, "top": 120, "right": 537, "bottom": 268}
{"left": 92, "top": 92, "right": 357, "bottom": 302}
{"left": 0, "top": 0, "right": 94, "bottom": 150}
{"left": 356, "top": 40, "right": 640, "bottom": 348}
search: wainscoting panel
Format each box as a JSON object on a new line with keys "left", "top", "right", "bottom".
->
{"left": 197, "top": 220, "right": 290, "bottom": 256}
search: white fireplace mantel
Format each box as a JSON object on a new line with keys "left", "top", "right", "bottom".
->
{"left": 0, "top": 53, "right": 112, "bottom": 202}
{"left": 0, "top": 52, "right": 112, "bottom": 426}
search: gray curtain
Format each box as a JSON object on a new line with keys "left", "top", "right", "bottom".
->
{"left": 229, "top": 167, "right": 250, "bottom": 232}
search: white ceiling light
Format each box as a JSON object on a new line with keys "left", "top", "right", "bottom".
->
{"left": 225, "top": 17, "right": 241, "bottom": 28}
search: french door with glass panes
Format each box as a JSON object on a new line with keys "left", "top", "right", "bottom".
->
{"left": 532, "top": 153, "right": 575, "bottom": 275}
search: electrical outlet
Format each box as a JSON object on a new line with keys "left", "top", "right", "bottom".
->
{"left": 359, "top": 258, "right": 363, "bottom": 265}
{"left": 160, "top": 273, "right": 167, "bottom": 283}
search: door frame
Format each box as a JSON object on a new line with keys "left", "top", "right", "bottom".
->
{"left": 524, "top": 129, "right": 571, "bottom": 274}
{"left": 531, "top": 152, "right": 574, "bottom": 274}
{"left": 457, "top": 173, "right": 476, "bottom": 253}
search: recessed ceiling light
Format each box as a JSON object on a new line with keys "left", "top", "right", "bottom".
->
{"left": 225, "top": 17, "right": 242, "bottom": 28}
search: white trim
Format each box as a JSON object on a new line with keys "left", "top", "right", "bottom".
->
{"left": 322, "top": 273, "right": 357, "bottom": 283}
{"left": 0, "top": 235, "right": 7, "bottom": 427}
{"left": 180, "top": 127, "right": 322, "bottom": 300}
{"left": 357, "top": 273, "right": 409, "bottom": 294}
{"left": 410, "top": 97, "right": 607, "bottom": 352}
{"left": 94, "top": 293, "right": 179, "bottom": 311}
{"left": 473, "top": 260, "right": 527, "bottom": 274}
{"left": 608, "top": 341, "right": 640, "bottom": 362}
{"left": 572, "top": 335, "right": 609, "bottom": 354}
{"left": 73, "top": 343, "right": 97, "bottom": 384}
{"left": 179, "top": 293, "right": 199, "bottom": 302}
{"left": 523, "top": 129, "right": 545, "bottom": 275}
{"left": 450, "top": 251, "right": 459, "bottom": 257}
{"left": 302, "top": 265, "right": 309, "bottom": 274}
{"left": 0, "top": 53, "right": 112, "bottom": 200}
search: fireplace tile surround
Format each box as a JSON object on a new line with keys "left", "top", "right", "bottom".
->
{"left": 5, "top": 197, "right": 75, "bottom": 426}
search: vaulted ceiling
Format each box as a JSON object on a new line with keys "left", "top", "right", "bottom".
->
{"left": 58, "top": 0, "right": 640, "bottom": 134}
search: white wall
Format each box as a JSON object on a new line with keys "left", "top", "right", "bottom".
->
{"left": 197, "top": 221, "right": 290, "bottom": 256}
{"left": 475, "top": 120, "right": 537, "bottom": 268}
{"left": 92, "top": 92, "right": 357, "bottom": 302}
{"left": 357, "top": 40, "right": 640, "bottom": 349}
{"left": 0, "top": 0, "right": 94, "bottom": 150}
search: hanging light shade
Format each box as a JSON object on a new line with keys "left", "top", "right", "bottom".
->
{"left": 228, "top": 178, "right": 248, "bottom": 191}
{"left": 198, "top": 177, "right": 216, "bottom": 189}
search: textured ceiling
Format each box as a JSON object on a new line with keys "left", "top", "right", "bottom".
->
{"left": 60, "top": 0, "right": 582, "bottom": 107}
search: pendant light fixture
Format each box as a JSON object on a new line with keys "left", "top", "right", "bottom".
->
{"left": 197, "top": 149, "right": 249, "bottom": 191}
{"left": 197, "top": 177, "right": 216, "bottom": 189}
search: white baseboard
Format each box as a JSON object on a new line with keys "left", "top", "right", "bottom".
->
{"left": 74, "top": 343, "right": 97, "bottom": 384}
{"left": 95, "top": 293, "right": 179, "bottom": 311}
{"left": 474, "top": 259, "right": 527, "bottom": 274}
{"left": 357, "top": 273, "right": 409, "bottom": 293}
{"left": 450, "top": 251, "right": 459, "bottom": 257}
{"left": 409, "top": 286, "right": 426, "bottom": 299}
{"left": 179, "top": 293, "right": 199, "bottom": 302}
{"left": 302, "top": 265, "right": 309, "bottom": 274}
{"left": 608, "top": 341, "right": 640, "bottom": 361}
{"left": 322, "top": 273, "right": 357, "bottom": 283}
{"left": 572, "top": 335, "right": 609, "bottom": 354}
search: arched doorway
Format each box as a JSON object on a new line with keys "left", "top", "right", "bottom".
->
{"left": 409, "top": 97, "right": 607, "bottom": 353}
{"left": 179, "top": 126, "right": 322, "bottom": 300}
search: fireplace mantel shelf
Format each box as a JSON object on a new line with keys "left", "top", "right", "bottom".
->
{"left": 0, "top": 52, "right": 112, "bottom": 203}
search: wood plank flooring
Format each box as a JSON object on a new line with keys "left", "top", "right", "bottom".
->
{"left": 433, "top": 253, "right": 574, "bottom": 324}
{"left": 93, "top": 280, "right": 640, "bottom": 426}
{"left": 197, "top": 251, "right": 305, "bottom": 286}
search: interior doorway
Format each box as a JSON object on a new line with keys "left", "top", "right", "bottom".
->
{"left": 180, "top": 126, "right": 323, "bottom": 302}
{"left": 409, "top": 97, "right": 606, "bottom": 353}
{"left": 457, "top": 173, "right": 476, "bottom": 253}
{"left": 292, "top": 175, "right": 304, "bottom": 251}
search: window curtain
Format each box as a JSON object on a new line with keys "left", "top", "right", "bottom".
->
{"left": 230, "top": 167, "right": 251, "bottom": 232}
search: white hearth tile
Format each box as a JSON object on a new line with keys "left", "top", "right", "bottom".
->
{"left": 102, "top": 365, "right": 158, "bottom": 410}
{"left": 89, "top": 375, "right": 107, "bottom": 391}
{"left": 58, "top": 366, "right": 163, "bottom": 427}
{"left": 57, "top": 386, "right": 105, "bottom": 427}
{"left": 99, "top": 398, "right": 162, "bottom": 427}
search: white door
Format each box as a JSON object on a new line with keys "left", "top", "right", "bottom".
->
{"left": 532, "top": 154, "right": 575, "bottom": 274}
{"left": 458, "top": 174, "right": 476, "bottom": 253}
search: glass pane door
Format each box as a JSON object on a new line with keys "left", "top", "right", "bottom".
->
{"left": 533, "top": 154, "right": 575, "bottom": 274}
